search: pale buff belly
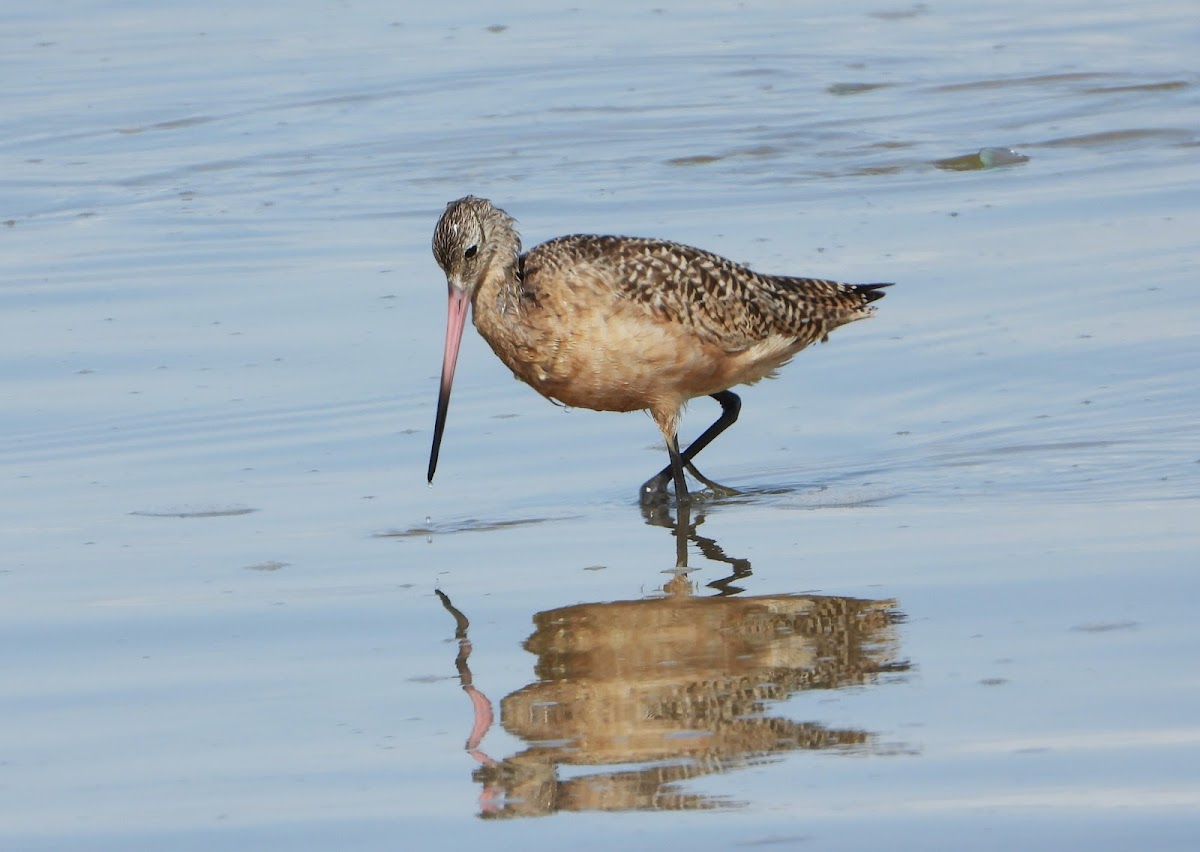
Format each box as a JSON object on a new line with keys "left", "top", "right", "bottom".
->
{"left": 481, "top": 303, "right": 802, "bottom": 414}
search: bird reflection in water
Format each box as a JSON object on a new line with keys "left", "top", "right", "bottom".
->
{"left": 437, "top": 506, "right": 910, "bottom": 818}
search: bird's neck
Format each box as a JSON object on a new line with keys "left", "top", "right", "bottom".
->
{"left": 472, "top": 252, "right": 531, "bottom": 348}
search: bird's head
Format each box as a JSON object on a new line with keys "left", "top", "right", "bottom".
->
{"left": 431, "top": 195, "right": 520, "bottom": 297}
{"left": 427, "top": 196, "right": 520, "bottom": 484}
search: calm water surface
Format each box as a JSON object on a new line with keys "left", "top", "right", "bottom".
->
{"left": 3, "top": 0, "right": 1199, "bottom": 849}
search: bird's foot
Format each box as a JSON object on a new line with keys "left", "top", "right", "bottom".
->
{"left": 638, "top": 468, "right": 739, "bottom": 506}
{"left": 639, "top": 473, "right": 676, "bottom": 507}
{"left": 683, "top": 461, "right": 740, "bottom": 498}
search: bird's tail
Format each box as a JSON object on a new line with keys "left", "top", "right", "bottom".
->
{"left": 854, "top": 282, "right": 893, "bottom": 304}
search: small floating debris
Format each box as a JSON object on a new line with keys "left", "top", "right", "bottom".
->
{"left": 244, "top": 560, "right": 288, "bottom": 572}
{"left": 375, "top": 515, "right": 569, "bottom": 538}
{"left": 933, "top": 146, "right": 1030, "bottom": 171}
{"left": 870, "top": 3, "right": 930, "bottom": 20}
{"left": 130, "top": 504, "right": 257, "bottom": 518}
{"left": 666, "top": 154, "right": 723, "bottom": 167}
{"left": 1069, "top": 621, "right": 1138, "bottom": 633}
{"left": 827, "top": 82, "right": 894, "bottom": 96}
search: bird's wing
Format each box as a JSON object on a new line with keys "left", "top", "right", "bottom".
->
{"left": 524, "top": 235, "right": 880, "bottom": 351}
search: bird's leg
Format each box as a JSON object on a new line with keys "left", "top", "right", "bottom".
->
{"left": 641, "top": 432, "right": 692, "bottom": 505}
{"left": 641, "top": 391, "right": 742, "bottom": 502}
{"left": 667, "top": 435, "right": 691, "bottom": 505}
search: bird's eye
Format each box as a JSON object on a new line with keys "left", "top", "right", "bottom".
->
{"left": 464, "top": 245, "right": 478, "bottom": 259}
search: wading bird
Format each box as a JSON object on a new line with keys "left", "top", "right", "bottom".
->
{"left": 427, "top": 196, "right": 890, "bottom": 505}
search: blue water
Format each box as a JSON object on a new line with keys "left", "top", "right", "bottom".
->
{"left": 3, "top": 1, "right": 1199, "bottom": 848}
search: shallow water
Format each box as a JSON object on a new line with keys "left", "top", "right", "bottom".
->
{"left": 3, "top": 0, "right": 1199, "bottom": 849}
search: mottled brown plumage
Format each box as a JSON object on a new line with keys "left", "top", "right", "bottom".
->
{"left": 427, "top": 195, "right": 890, "bottom": 504}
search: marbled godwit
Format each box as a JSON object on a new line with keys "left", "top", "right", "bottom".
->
{"left": 427, "top": 196, "right": 890, "bottom": 505}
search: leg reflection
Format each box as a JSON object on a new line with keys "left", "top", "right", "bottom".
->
{"left": 640, "top": 500, "right": 752, "bottom": 595}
